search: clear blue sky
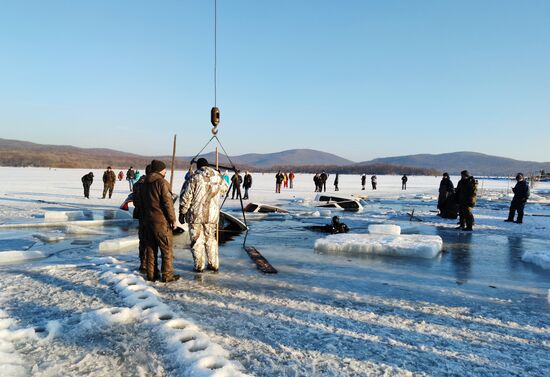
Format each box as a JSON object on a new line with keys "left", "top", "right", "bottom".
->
{"left": 1, "top": 1, "right": 549, "bottom": 162}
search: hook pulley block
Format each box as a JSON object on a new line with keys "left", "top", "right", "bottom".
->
{"left": 211, "top": 107, "right": 220, "bottom": 127}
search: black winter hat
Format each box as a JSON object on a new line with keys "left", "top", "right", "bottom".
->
{"left": 516, "top": 173, "right": 524, "bottom": 180}
{"left": 443, "top": 172, "right": 449, "bottom": 178}
{"left": 196, "top": 158, "right": 208, "bottom": 169}
{"left": 145, "top": 164, "right": 152, "bottom": 175}
{"left": 461, "top": 170, "right": 470, "bottom": 177}
{"left": 151, "top": 160, "right": 166, "bottom": 173}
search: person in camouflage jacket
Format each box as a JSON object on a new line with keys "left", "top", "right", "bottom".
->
{"left": 179, "top": 158, "right": 229, "bottom": 272}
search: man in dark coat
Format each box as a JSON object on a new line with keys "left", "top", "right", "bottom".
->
{"left": 437, "top": 172, "right": 457, "bottom": 219}
{"left": 140, "top": 160, "right": 179, "bottom": 282}
{"left": 81, "top": 172, "right": 94, "bottom": 199}
{"left": 102, "top": 166, "right": 116, "bottom": 199}
{"left": 133, "top": 164, "right": 151, "bottom": 274}
{"left": 455, "top": 170, "right": 477, "bottom": 231}
{"left": 401, "top": 174, "right": 408, "bottom": 190}
{"left": 334, "top": 174, "right": 339, "bottom": 191}
{"left": 231, "top": 170, "right": 243, "bottom": 199}
{"left": 371, "top": 175, "right": 377, "bottom": 190}
{"left": 361, "top": 174, "right": 366, "bottom": 190}
{"left": 275, "top": 171, "right": 284, "bottom": 193}
{"left": 313, "top": 174, "right": 320, "bottom": 192}
{"left": 242, "top": 171, "right": 252, "bottom": 200}
{"left": 505, "top": 173, "right": 530, "bottom": 224}
{"left": 126, "top": 167, "right": 136, "bottom": 191}
{"left": 320, "top": 171, "right": 328, "bottom": 192}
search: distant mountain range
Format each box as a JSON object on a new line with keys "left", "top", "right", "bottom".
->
{"left": 1, "top": 138, "right": 548, "bottom": 176}
{"left": 365, "top": 152, "right": 550, "bottom": 176}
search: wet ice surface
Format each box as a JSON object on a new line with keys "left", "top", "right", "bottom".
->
{"left": 1, "top": 168, "right": 550, "bottom": 376}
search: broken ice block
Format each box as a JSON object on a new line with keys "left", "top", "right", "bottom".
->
{"left": 314, "top": 233, "right": 443, "bottom": 259}
{"left": 99, "top": 236, "right": 139, "bottom": 252}
{"left": 368, "top": 224, "right": 401, "bottom": 235}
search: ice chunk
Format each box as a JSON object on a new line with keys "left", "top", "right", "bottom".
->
{"left": 99, "top": 236, "right": 139, "bottom": 252}
{"left": 64, "top": 225, "right": 106, "bottom": 235}
{"left": 44, "top": 211, "right": 83, "bottom": 222}
{"left": 521, "top": 250, "right": 550, "bottom": 270}
{"left": 0, "top": 250, "right": 47, "bottom": 264}
{"left": 314, "top": 233, "right": 443, "bottom": 259}
{"left": 368, "top": 224, "right": 401, "bottom": 235}
{"left": 33, "top": 233, "right": 65, "bottom": 243}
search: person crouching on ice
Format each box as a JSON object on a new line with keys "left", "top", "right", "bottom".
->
{"left": 179, "top": 158, "right": 229, "bottom": 272}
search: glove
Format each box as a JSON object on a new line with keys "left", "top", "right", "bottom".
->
{"left": 179, "top": 213, "right": 186, "bottom": 225}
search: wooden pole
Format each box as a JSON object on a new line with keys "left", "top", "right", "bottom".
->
{"left": 169, "top": 134, "right": 177, "bottom": 190}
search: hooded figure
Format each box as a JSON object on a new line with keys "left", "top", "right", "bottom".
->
{"left": 81, "top": 172, "right": 94, "bottom": 199}
{"left": 455, "top": 170, "right": 477, "bottom": 231}
{"left": 505, "top": 173, "right": 530, "bottom": 224}
{"left": 179, "top": 158, "right": 229, "bottom": 272}
{"left": 437, "top": 173, "right": 457, "bottom": 219}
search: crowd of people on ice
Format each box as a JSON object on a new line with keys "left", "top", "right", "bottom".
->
{"left": 80, "top": 164, "right": 530, "bottom": 282}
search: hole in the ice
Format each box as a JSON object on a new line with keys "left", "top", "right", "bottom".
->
{"left": 179, "top": 335, "right": 196, "bottom": 343}
{"left": 34, "top": 326, "right": 46, "bottom": 333}
{"left": 111, "top": 308, "right": 122, "bottom": 314}
{"left": 159, "top": 314, "right": 173, "bottom": 321}
{"left": 126, "top": 282, "right": 137, "bottom": 286}
{"left": 137, "top": 294, "right": 148, "bottom": 299}
{"left": 142, "top": 304, "right": 156, "bottom": 310}
{"left": 189, "top": 344, "right": 208, "bottom": 352}
{"left": 207, "top": 361, "right": 225, "bottom": 370}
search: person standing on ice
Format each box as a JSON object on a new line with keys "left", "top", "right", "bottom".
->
{"left": 334, "top": 174, "right": 339, "bottom": 191}
{"left": 371, "top": 175, "right": 377, "bottom": 190}
{"left": 133, "top": 164, "right": 152, "bottom": 274}
{"left": 140, "top": 160, "right": 179, "bottom": 282}
{"left": 313, "top": 173, "right": 320, "bottom": 192}
{"left": 81, "top": 172, "right": 94, "bottom": 199}
{"left": 320, "top": 171, "right": 328, "bottom": 192}
{"left": 361, "top": 174, "right": 366, "bottom": 190}
{"left": 126, "top": 166, "right": 136, "bottom": 191}
{"left": 437, "top": 172, "right": 457, "bottom": 219}
{"left": 117, "top": 170, "right": 124, "bottom": 181}
{"left": 289, "top": 171, "right": 295, "bottom": 188}
{"left": 505, "top": 173, "right": 530, "bottom": 224}
{"left": 230, "top": 170, "right": 242, "bottom": 199}
{"left": 102, "top": 166, "right": 116, "bottom": 199}
{"left": 275, "top": 171, "right": 284, "bottom": 193}
{"left": 179, "top": 158, "right": 229, "bottom": 272}
{"left": 243, "top": 171, "right": 252, "bottom": 200}
{"left": 401, "top": 174, "right": 408, "bottom": 190}
{"left": 455, "top": 170, "right": 477, "bottom": 231}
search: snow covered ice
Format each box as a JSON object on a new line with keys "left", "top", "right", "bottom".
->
{"left": 1, "top": 167, "right": 550, "bottom": 376}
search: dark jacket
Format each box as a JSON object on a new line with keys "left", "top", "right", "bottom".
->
{"left": 455, "top": 176, "right": 477, "bottom": 207}
{"left": 132, "top": 175, "right": 146, "bottom": 220}
{"left": 320, "top": 172, "right": 328, "bottom": 183}
{"left": 140, "top": 172, "right": 176, "bottom": 227}
{"left": 361, "top": 175, "right": 366, "bottom": 185}
{"left": 276, "top": 173, "right": 284, "bottom": 184}
{"left": 439, "top": 177, "right": 454, "bottom": 194}
{"left": 243, "top": 174, "right": 252, "bottom": 189}
{"left": 402, "top": 175, "right": 408, "bottom": 183}
{"left": 81, "top": 173, "right": 94, "bottom": 186}
{"left": 127, "top": 168, "right": 135, "bottom": 180}
{"left": 334, "top": 174, "right": 339, "bottom": 185}
{"left": 103, "top": 170, "right": 116, "bottom": 184}
{"left": 512, "top": 180, "right": 530, "bottom": 203}
{"left": 231, "top": 174, "right": 243, "bottom": 186}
